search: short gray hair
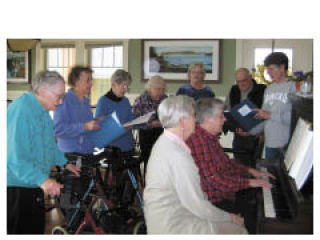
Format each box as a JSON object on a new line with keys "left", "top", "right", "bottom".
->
{"left": 158, "top": 95, "right": 195, "bottom": 128}
{"left": 31, "top": 71, "right": 65, "bottom": 94}
{"left": 235, "top": 67, "right": 250, "bottom": 75}
{"left": 195, "top": 98, "right": 224, "bottom": 123}
{"left": 111, "top": 69, "right": 132, "bottom": 84}
{"left": 146, "top": 75, "right": 165, "bottom": 90}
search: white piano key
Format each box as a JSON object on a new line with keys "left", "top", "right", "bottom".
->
{"left": 260, "top": 167, "right": 276, "bottom": 218}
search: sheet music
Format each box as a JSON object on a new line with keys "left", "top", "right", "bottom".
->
{"left": 288, "top": 120, "right": 313, "bottom": 190}
{"left": 238, "top": 104, "right": 252, "bottom": 116}
{"left": 123, "top": 111, "right": 155, "bottom": 127}
{"left": 229, "top": 99, "right": 264, "bottom": 131}
{"left": 284, "top": 118, "right": 311, "bottom": 170}
{"left": 284, "top": 118, "right": 312, "bottom": 171}
{"left": 292, "top": 138, "right": 313, "bottom": 190}
{"left": 86, "top": 111, "right": 126, "bottom": 149}
{"left": 111, "top": 111, "right": 121, "bottom": 124}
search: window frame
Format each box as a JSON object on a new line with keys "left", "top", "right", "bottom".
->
{"left": 88, "top": 44, "right": 125, "bottom": 78}
{"left": 88, "top": 43, "right": 125, "bottom": 106}
{"left": 45, "top": 47, "right": 76, "bottom": 82}
{"left": 235, "top": 39, "right": 313, "bottom": 75}
{"left": 35, "top": 39, "right": 129, "bottom": 106}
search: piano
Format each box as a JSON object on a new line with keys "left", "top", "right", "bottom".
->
{"left": 255, "top": 93, "right": 313, "bottom": 234}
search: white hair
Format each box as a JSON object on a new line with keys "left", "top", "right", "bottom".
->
{"left": 146, "top": 75, "right": 165, "bottom": 90}
{"left": 158, "top": 95, "right": 195, "bottom": 128}
{"left": 195, "top": 98, "right": 224, "bottom": 123}
{"left": 32, "top": 71, "right": 65, "bottom": 94}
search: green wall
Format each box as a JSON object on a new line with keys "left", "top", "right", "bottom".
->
{"left": 7, "top": 83, "right": 30, "bottom": 91}
{"left": 128, "top": 39, "right": 236, "bottom": 97}
{"left": 8, "top": 39, "right": 237, "bottom": 98}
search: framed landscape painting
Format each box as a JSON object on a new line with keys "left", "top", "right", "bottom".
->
{"left": 142, "top": 40, "right": 220, "bottom": 81}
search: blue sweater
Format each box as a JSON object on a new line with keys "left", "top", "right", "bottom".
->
{"left": 54, "top": 89, "right": 95, "bottom": 154}
{"left": 7, "top": 92, "right": 67, "bottom": 188}
{"left": 176, "top": 84, "right": 215, "bottom": 100}
{"left": 95, "top": 93, "right": 135, "bottom": 152}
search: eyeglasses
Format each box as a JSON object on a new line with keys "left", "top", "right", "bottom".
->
{"left": 236, "top": 78, "right": 250, "bottom": 84}
{"left": 191, "top": 71, "right": 204, "bottom": 74}
{"left": 116, "top": 82, "right": 129, "bottom": 89}
{"left": 46, "top": 88, "right": 65, "bottom": 101}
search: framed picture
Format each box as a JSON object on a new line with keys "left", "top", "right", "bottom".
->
{"left": 7, "top": 50, "right": 30, "bottom": 83}
{"left": 142, "top": 39, "right": 220, "bottom": 81}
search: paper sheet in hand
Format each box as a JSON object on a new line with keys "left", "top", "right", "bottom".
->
{"left": 86, "top": 112, "right": 126, "bottom": 149}
{"left": 229, "top": 99, "right": 264, "bottom": 131}
{"left": 123, "top": 111, "right": 155, "bottom": 127}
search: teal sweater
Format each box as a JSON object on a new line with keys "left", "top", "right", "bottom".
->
{"left": 7, "top": 92, "right": 67, "bottom": 188}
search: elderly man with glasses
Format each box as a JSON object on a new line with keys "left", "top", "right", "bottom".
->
{"left": 224, "top": 68, "right": 266, "bottom": 167}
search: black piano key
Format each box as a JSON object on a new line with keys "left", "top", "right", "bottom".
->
{"left": 267, "top": 167, "right": 292, "bottom": 220}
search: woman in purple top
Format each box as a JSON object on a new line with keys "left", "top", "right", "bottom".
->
{"left": 176, "top": 62, "right": 215, "bottom": 100}
{"left": 53, "top": 66, "right": 101, "bottom": 223}
{"left": 54, "top": 66, "right": 100, "bottom": 155}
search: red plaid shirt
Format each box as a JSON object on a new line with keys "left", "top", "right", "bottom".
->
{"left": 186, "top": 124, "right": 250, "bottom": 203}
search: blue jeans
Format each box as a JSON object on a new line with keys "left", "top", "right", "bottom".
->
{"left": 265, "top": 147, "right": 282, "bottom": 161}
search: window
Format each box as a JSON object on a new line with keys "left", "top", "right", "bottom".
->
{"left": 90, "top": 45, "right": 123, "bottom": 105}
{"left": 46, "top": 48, "right": 76, "bottom": 86}
{"left": 254, "top": 48, "right": 293, "bottom": 82}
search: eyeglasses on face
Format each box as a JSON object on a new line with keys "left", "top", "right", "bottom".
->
{"left": 191, "top": 71, "right": 205, "bottom": 74}
{"left": 236, "top": 78, "right": 250, "bottom": 84}
{"left": 116, "top": 82, "right": 129, "bottom": 89}
{"left": 46, "top": 88, "right": 65, "bottom": 101}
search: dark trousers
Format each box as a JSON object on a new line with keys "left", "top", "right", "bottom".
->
{"left": 139, "top": 127, "right": 163, "bottom": 176}
{"left": 64, "top": 153, "right": 92, "bottom": 193}
{"left": 233, "top": 135, "right": 259, "bottom": 167}
{"left": 7, "top": 187, "right": 45, "bottom": 234}
{"left": 265, "top": 147, "right": 283, "bottom": 161}
{"left": 61, "top": 153, "right": 92, "bottom": 225}
{"left": 214, "top": 189, "right": 258, "bottom": 234}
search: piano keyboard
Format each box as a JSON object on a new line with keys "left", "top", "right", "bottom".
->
{"left": 260, "top": 167, "right": 276, "bottom": 218}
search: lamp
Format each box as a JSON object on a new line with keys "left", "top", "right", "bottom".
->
{"left": 7, "top": 39, "right": 40, "bottom": 52}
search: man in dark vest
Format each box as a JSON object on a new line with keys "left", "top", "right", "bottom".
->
{"left": 224, "top": 68, "right": 266, "bottom": 167}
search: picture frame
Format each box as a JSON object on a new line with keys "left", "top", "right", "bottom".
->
{"left": 7, "top": 50, "right": 30, "bottom": 83}
{"left": 142, "top": 39, "right": 220, "bottom": 81}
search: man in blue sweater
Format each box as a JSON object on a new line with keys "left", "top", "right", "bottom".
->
{"left": 7, "top": 71, "right": 80, "bottom": 234}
